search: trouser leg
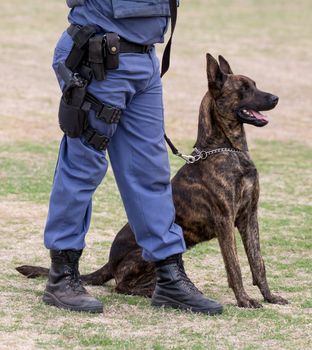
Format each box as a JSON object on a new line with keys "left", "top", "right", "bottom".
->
{"left": 44, "top": 95, "right": 121, "bottom": 250}
{"left": 44, "top": 31, "right": 123, "bottom": 250}
{"left": 108, "top": 60, "right": 186, "bottom": 261}
{"left": 45, "top": 31, "right": 185, "bottom": 258}
{"left": 44, "top": 136, "right": 109, "bottom": 250}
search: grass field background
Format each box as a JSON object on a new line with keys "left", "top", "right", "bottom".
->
{"left": 0, "top": 0, "right": 311, "bottom": 349}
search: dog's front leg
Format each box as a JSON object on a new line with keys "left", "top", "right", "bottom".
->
{"left": 216, "top": 221, "right": 262, "bottom": 308}
{"left": 236, "top": 212, "right": 288, "bottom": 305}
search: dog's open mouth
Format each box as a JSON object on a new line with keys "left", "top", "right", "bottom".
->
{"left": 237, "top": 109, "right": 269, "bottom": 127}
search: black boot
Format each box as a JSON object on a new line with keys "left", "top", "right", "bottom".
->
{"left": 151, "top": 254, "right": 223, "bottom": 315}
{"left": 42, "top": 250, "right": 103, "bottom": 313}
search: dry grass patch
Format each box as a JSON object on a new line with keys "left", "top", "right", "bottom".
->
{"left": 1, "top": 0, "right": 312, "bottom": 349}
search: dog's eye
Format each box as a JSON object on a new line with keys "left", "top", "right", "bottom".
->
{"left": 241, "top": 83, "right": 251, "bottom": 92}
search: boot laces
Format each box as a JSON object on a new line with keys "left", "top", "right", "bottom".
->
{"left": 64, "top": 265, "right": 86, "bottom": 294}
{"left": 177, "top": 258, "right": 203, "bottom": 295}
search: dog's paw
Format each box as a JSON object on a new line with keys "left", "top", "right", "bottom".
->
{"left": 237, "top": 298, "right": 263, "bottom": 309}
{"left": 265, "top": 294, "right": 289, "bottom": 305}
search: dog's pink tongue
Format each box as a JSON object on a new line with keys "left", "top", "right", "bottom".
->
{"left": 250, "top": 110, "right": 268, "bottom": 121}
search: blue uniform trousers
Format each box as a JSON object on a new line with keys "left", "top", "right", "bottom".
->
{"left": 44, "top": 31, "right": 186, "bottom": 261}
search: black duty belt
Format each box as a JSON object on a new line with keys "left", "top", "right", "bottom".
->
{"left": 67, "top": 24, "right": 154, "bottom": 55}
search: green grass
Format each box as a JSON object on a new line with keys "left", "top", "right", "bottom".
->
{"left": 1, "top": 0, "right": 312, "bottom": 348}
{"left": 0, "top": 142, "right": 58, "bottom": 202}
{"left": 0, "top": 139, "right": 311, "bottom": 349}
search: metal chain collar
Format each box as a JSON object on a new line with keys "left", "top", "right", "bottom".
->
{"left": 176, "top": 147, "right": 242, "bottom": 164}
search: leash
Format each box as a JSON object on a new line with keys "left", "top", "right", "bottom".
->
{"left": 160, "top": 0, "right": 178, "bottom": 77}
{"left": 161, "top": 0, "right": 185, "bottom": 159}
{"left": 161, "top": 1, "right": 241, "bottom": 164}
{"left": 165, "top": 133, "right": 242, "bottom": 164}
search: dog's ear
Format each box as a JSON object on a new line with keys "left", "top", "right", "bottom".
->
{"left": 206, "top": 53, "right": 226, "bottom": 97}
{"left": 218, "top": 55, "right": 233, "bottom": 75}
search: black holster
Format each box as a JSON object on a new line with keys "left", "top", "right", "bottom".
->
{"left": 57, "top": 62, "right": 89, "bottom": 138}
{"left": 56, "top": 26, "right": 122, "bottom": 146}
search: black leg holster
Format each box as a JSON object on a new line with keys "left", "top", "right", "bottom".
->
{"left": 56, "top": 26, "right": 122, "bottom": 150}
{"left": 57, "top": 62, "right": 90, "bottom": 138}
{"left": 56, "top": 23, "right": 152, "bottom": 150}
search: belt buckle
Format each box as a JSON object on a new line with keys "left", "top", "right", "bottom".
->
{"left": 97, "top": 105, "right": 121, "bottom": 124}
{"left": 84, "top": 128, "right": 109, "bottom": 151}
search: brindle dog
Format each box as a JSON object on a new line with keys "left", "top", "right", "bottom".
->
{"left": 17, "top": 54, "right": 288, "bottom": 308}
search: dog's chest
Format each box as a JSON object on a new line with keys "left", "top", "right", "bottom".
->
{"left": 173, "top": 155, "right": 259, "bottom": 240}
{"left": 235, "top": 158, "right": 259, "bottom": 209}
{"left": 201, "top": 154, "right": 259, "bottom": 213}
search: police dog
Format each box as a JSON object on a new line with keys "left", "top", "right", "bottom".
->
{"left": 17, "top": 54, "right": 288, "bottom": 308}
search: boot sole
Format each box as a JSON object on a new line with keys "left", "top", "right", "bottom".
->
{"left": 151, "top": 295, "right": 223, "bottom": 315}
{"left": 42, "top": 292, "right": 103, "bottom": 314}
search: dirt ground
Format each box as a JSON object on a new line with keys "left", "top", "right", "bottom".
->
{"left": 0, "top": 1, "right": 311, "bottom": 349}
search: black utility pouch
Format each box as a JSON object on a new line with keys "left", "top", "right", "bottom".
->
{"left": 89, "top": 36, "right": 106, "bottom": 81}
{"left": 58, "top": 97, "right": 88, "bottom": 138}
{"left": 105, "top": 33, "right": 120, "bottom": 70}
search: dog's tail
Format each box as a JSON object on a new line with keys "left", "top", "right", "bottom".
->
{"left": 80, "top": 264, "right": 113, "bottom": 285}
{"left": 16, "top": 263, "right": 113, "bottom": 286}
{"left": 16, "top": 265, "right": 49, "bottom": 278}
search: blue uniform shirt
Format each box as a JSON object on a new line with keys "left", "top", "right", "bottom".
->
{"left": 68, "top": 0, "right": 170, "bottom": 45}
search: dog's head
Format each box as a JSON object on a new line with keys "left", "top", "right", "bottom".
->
{"left": 206, "top": 53, "right": 278, "bottom": 127}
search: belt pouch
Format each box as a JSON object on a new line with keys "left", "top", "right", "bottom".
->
{"left": 105, "top": 33, "right": 120, "bottom": 70}
{"left": 89, "top": 36, "right": 106, "bottom": 81}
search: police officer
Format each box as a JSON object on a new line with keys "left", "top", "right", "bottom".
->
{"left": 43, "top": 0, "right": 223, "bottom": 315}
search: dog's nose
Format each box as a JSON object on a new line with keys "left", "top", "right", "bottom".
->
{"left": 270, "top": 95, "right": 279, "bottom": 104}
